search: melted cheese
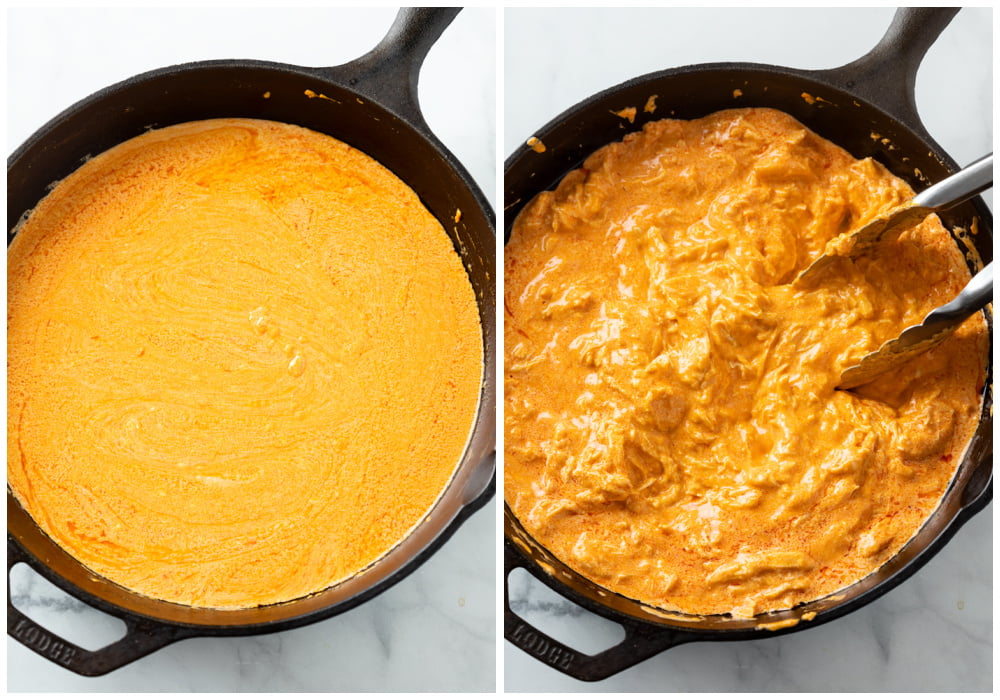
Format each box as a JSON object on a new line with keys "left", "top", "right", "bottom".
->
{"left": 8, "top": 118, "right": 483, "bottom": 609}
{"left": 504, "top": 108, "right": 986, "bottom": 617}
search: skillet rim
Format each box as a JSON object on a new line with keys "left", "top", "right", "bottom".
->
{"left": 501, "top": 58, "right": 993, "bottom": 638}
{"left": 7, "top": 56, "right": 497, "bottom": 631}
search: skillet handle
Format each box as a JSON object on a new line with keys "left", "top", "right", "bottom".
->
{"left": 320, "top": 7, "right": 460, "bottom": 137}
{"left": 815, "top": 7, "right": 959, "bottom": 140}
{"left": 504, "top": 539, "right": 692, "bottom": 682}
{"left": 7, "top": 537, "right": 195, "bottom": 676}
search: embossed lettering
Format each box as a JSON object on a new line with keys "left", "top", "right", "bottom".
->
{"left": 511, "top": 623, "right": 576, "bottom": 670}
{"left": 12, "top": 618, "right": 77, "bottom": 664}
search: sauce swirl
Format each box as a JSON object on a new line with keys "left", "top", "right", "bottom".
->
{"left": 9, "top": 119, "right": 483, "bottom": 609}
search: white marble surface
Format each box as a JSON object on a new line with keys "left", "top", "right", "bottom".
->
{"left": 7, "top": 7, "right": 496, "bottom": 692}
{"left": 504, "top": 7, "right": 992, "bottom": 692}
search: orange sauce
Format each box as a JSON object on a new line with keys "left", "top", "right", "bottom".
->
{"left": 8, "top": 118, "right": 483, "bottom": 609}
{"left": 504, "top": 108, "right": 986, "bottom": 617}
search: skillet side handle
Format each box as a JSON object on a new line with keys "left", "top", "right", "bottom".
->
{"left": 7, "top": 537, "right": 195, "bottom": 676}
{"left": 320, "top": 7, "right": 460, "bottom": 137}
{"left": 504, "top": 539, "right": 691, "bottom": 682}
{"left": 816, "top": 7, "right": 959, "bottom": 139}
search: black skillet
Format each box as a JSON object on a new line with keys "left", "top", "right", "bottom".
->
{"left": 7, "top": 7, "right": 496, "bottom": 676}
{"left": 504, "top": 7, "right": 992, "bottom": 682}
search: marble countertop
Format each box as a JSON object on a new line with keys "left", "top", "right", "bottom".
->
{"left": 504, "top": 7, "right": 992, "bottom": 692}
{"left": 7, "top": 7, "right": 496, "bottom": 692}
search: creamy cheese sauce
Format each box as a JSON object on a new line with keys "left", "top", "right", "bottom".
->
{"left": 9, "top": 118, "right": 483, "bottom": 609}
{"left": 504, "top": 108, "right": 987, "bottom": 617}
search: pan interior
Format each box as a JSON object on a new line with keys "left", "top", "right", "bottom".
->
{"left": 8, "top": 61, "right": 496, "bottom": 627}
{"left": 503, "top": 64, "right": 992, "bottom": 632}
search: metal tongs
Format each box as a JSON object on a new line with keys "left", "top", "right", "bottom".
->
{"left": 838, "top": 262, "right": 993, "bottom": 389}
{"left": 796, "top": 153, "right": 993, "bottom": 286}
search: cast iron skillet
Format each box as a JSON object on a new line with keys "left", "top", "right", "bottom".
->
{"left": 7, "top": 7, "right": 496, "bottom": 676}
{"left": 504, "top": 7, "right": 992, "bottom": 682}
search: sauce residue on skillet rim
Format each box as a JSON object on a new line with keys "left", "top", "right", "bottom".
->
{"left": 504, "top": 107, "right": 987, "bottom": 618}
